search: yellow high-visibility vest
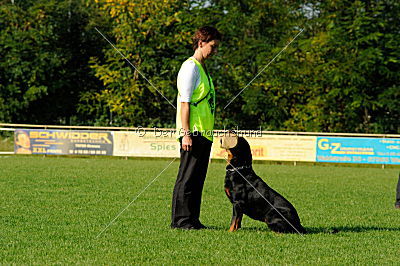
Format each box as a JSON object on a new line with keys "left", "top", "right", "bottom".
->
{"left": 176, "top": 57, "right": 215, "bottom": 142}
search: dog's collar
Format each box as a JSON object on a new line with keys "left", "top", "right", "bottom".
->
{"left": 226, "top": 165, "right": 252, "bottom": 172}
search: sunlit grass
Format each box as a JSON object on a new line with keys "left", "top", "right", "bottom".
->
{"left": 1, "top": 156, "right": 399, "bottom": 264}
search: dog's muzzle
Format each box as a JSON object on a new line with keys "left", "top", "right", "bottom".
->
{"left": 220, "top": 132, "right": 239, "bottom": 149}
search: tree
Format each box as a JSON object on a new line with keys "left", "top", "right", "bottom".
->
{"left": 79, "top": 0, "right": 196, "bottom": 127}
{"left": 0, "top": 0, "right": 108, "bottom": 124}
{"left": 1, "top": 0, "right": 398, "bottom": 133}
{"left": 276, "top": 0, "right": 400, "bottom": 133}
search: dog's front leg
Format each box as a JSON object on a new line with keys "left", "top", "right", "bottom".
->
{"left": 229, "top": 202, "right": 243, "bottom": 232}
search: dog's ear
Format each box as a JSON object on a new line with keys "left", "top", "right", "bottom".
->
{"left": 220, "top": 131, "right": 238, "bottom": 149}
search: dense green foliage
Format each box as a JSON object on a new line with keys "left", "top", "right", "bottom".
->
{"left": 1, "top": 156, "right": 399, "bottom": 263}
{"left": 0, "top": 0, "right": 399, "bottom": 133}
{"left": 0, "top": 0, "right": 107, "bottom": 124}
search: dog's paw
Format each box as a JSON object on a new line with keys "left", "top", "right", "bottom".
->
{"left": 229, "top": 225, "right": 239, "bottom": 232}
{"left": 229, "top": 225, "right": 241, "bottom": 232}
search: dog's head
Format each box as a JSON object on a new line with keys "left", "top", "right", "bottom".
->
{"left": 220, "top": 132, "right": 252, "bottom": 167}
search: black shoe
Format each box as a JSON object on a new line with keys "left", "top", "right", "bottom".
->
{"left": 194, "top": 222, "right": 207, "bottom": 229}
{"left": 171, "top": 223, "right": 201, "bottom": 230}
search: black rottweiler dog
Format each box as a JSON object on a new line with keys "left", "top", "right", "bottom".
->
{"left": 221, "top": 134, "right": 306, "bottom": 234}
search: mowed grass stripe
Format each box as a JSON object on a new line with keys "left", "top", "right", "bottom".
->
{"left": 0, "top": 156, "right": 399, "bottom": 264}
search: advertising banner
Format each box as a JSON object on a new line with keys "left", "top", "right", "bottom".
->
{"left": 212, "top": 135, "right": 317, "bottom": 162}
{"left": 113, "top": 130, "right": 179, "bottom": 158}
{"left": 12, "top": 127, "right": 400, "bottom": 165}
{"left": 316, "top": 137, "right": 400, "bottom": 164}
{"left": 14, "top": 129, "right": 113, "bottom": 155}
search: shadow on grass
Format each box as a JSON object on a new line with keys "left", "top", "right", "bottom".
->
{"left": 204, "top": 225, "right": 281, "bottom": 233}
{"left": 305, "top": 225, "right": 400, "bottom": 234}
{"left": 202, "top": 225, "right": 400, "bottom": 234}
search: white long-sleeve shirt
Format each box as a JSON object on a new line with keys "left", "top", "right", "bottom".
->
{"left": 177, "top": 58, "right": 200, "bottom": 102}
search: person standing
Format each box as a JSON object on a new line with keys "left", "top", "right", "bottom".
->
{"left": 171, "top": 26, "right": 221, "bottom": 229}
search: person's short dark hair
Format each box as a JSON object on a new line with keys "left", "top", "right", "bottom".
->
{"left": 192, "top": 26, "right": 222, "bottom": 51}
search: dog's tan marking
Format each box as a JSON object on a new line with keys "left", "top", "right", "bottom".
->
{"left": 226, "top": 149, "right": 233, "bottom": 165}
{"left": 229, "top": 220, "right": 237, "bottom": 232}
{"left": 224, "top": 187, "right": 231, "bottom": 198}
{"left": 229, "top": 217, "right": 242, "bottom": 232}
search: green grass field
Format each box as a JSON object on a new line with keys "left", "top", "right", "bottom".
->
{"left": 1, "top": 156, "right": 399, "bottom": 264}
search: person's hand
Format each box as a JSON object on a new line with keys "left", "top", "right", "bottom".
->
{"left": 182, "top": 135, "right": 192, "bottom": 151}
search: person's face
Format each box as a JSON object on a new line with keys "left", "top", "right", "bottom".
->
{"left": 199, "top": 39, "right": 219, "bottom": 59}
{"left": 16, "top": 133, "right": 31, "bottom": 148}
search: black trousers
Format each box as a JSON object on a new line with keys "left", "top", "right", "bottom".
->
{"left": 171, "top": 134, "right": 212, "bottom": 227}
{"left": 396, "top": 173, "right": 400, "bottom": 206}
